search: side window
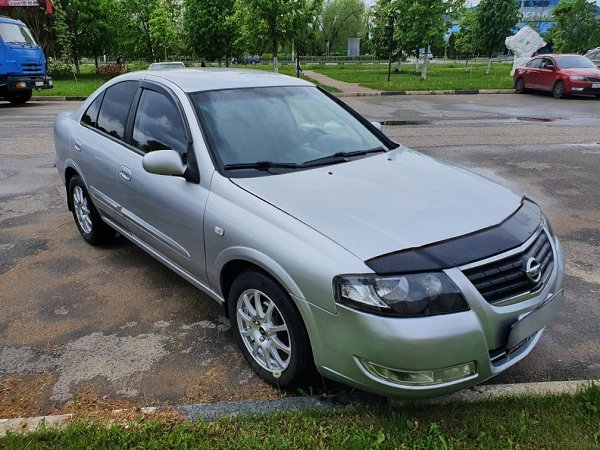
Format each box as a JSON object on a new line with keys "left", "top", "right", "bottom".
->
{"left": 527, "top": 58, "right": 542, "bottom": 68}
{"left": 97, "top": 81, "right": 138, "bottom": 140}
{"left": 132, "top": 89, "right": 187, "bottom": 155}
{"left": 81, "top": 92, "right": 104, "bottom": 128}
{"left": 541, "top": 57, "right": 553, "bottom": 68}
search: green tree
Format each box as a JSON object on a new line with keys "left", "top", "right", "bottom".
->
{"left": 454, "top": 9, "right": 479, "bottom": 59}
{"left": 54, "top": 0, "right": 116, "bottom": 72}
{"left": 371, "top": 0, "right": 399, "bottom": 77}
{"left": 116, "top": 0, "right": 159, "bottom": 60}
{"left": 551, "top": 0, "right": 600, "bottom": 53}
{"left": 150, "top": 0, "right": 179, "bottom": 61}
{"left": 393, "top": 0, "right": 457, "bottom": 80}
{"left": 234, "top": 0, "right": 320, "bottom": 72}
{"left": 474, "top": 0, "right": 520, "bottom": 73}
{"left": 184, "top": 0, "right": 236, "bottom": 64}
{"left": 319, "top": 0, "right": 365, "bottom": 55}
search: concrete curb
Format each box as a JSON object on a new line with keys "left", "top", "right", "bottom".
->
{"left": 178, "top": 395, "right": 334, "bottom": 422}
{"left": 31, "top": 89, "right": 515, "bottom": 102}
{"left": 1, "top": 379, "right": 596, "bottom": 437}
{"left": 30, "top": 96, "right": 87, "bottom": 102}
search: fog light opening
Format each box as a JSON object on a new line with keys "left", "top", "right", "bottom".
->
{"left": 16, "top": 82, "right": 28, "bottom": 89}
{"left": 359, "top": 359, "right": 477, "bottom": 386}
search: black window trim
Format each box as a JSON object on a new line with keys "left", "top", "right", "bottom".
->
{"left": 78, "top": 79, "right": 200, "bottom": 183}
{"left": 126, "top": 80, "right": 193, "bottom": 149}
{"left": 79, "top": 80, "right": 141, "bottom": 149}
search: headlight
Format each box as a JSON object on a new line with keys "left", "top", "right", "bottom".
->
{"left": 334, "top": 272, "right": 469, "bottom": 317}
{"left": 569, "top": 76, "right": 585, "bottom": 81}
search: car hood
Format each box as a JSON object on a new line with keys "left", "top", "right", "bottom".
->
{"left": 233, "top": 147, "right": 523, "bottom": 261}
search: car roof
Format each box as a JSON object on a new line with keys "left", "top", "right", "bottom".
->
{"left": 134, "top": 68, "right": 313, "bottom": 93}
{"left": 531, "top": 54, "right": 582, "bottom": 58}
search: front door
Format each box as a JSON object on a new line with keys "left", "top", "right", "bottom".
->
{"left": 115, "top": 84, "right": 210, "bottom": 280}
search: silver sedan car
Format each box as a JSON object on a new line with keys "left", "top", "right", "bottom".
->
{"left": 54, "top": 69, "right": 565, "bottom": 398}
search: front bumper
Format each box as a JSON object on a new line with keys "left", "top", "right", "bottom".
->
{"left": 1, "top": 75, "right": 53, "bottom": 92}
{"left": 296, "top": 235, "right": 565, "bottom": 399}
{"left": 567, "top": 80, "right": 600, "bottom": 96}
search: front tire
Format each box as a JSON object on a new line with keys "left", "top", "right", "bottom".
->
{"left": 68, "top": 175, "right": 115, "bottom": 245}
{"left": 5, "top": 90, "right": 32, "bottom": 105}
{"left": 228, "top": 270, "right": 316, "bottom": 389}
{"left": 552, "top": 80, "right": 565, "bottom": 99}
{"left": 515, "top": 78, "right": 525, "bottom": 94}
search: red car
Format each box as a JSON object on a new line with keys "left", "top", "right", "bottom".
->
{"left": 514, "top": 54, "right": 600, "bottom": 99}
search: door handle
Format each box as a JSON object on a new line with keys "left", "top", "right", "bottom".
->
{"left": 73, "top": 138, "right": 83, "bottom": 152}
{"left": 119, "top": 166, "right": 132, "bottom": 181}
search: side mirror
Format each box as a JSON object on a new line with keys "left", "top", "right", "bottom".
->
{"left": 370, "top": 121, "right": 383, "bottom": 131}
{"left": 142, "top": 150, "right": 186, "bottom": 177}
{"left": 546, "top": 64, "right": 555, "bottom": 70}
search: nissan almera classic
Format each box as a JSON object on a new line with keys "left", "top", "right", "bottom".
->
{"left": 54, "top": 69, "right": 565, "bottom": 398}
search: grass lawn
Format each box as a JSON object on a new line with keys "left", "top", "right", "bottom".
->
{"left": 311, "top": 62, "right": 515, "bottom": 92}
{"left": 2, "top": 384, "right": 599, "bottom": 449}
{"left": 33, "top": 63, "right": 339, "bottom": 98}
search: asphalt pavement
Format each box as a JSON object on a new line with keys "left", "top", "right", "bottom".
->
{"left": 1, "top": 93, "right": 599, "bottom": 417}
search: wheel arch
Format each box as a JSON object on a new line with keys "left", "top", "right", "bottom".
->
{"left": 64, "top": 166, "right": 80, "bottom": 211}
{"left": 217, "top": 248, "right": 305, "bottom": 318}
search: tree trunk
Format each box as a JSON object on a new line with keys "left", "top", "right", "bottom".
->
{"left": 73, "top": 52, "right": 80, "bottom": 74}
{"left": 421, "top": 52, "right": 428, "bottom": 80}
{"left": 225, "top": 54, "right": 229, "bottom": 68}
{"left": 272, "top": 38, "right": 279, "bottom": 73}
{"left": 94, "top": 54, "right": 99, "bottom": 69}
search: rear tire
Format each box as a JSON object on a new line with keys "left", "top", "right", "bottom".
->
{"left": 515, "top": 78, "right": 525, "bottom": 94}
{"left": 228, "top": 270, "right": 317, "bottom": 390}
{"left": 5, "top": 90, "right": 32, "bottom": 105}
{"left": 552, "top": 81, "right": 565, "bottom": 99}
{"left": 68, "top": 175, "right": 115, "bottom": 245}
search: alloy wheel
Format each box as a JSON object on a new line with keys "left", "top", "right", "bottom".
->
{"left": 73, "top": 185, "right": 92, "bottom": 234}
{"left": 236, "top": 288, "right": 292, "bottom": 373}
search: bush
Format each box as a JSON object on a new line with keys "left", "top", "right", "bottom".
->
{"left": 96, "top": 63, "right": 127, "bottom": 81}
{"left": 47, "top": 61, "right": 75, "bottom": 80}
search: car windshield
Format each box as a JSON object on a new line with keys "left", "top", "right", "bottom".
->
{"left": 555, "top": 56, "right": 596, "bottom": 69}
{"left": 0, "top": 23, "right": 37, "bottom": 46}
{"left": 191, "top": 86, "right": 386, "bottom": 175}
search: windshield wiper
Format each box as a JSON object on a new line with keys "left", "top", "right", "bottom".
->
{"left": 223, "top": 161, "right": 301, "bottom": 171}
{"left": 301, "top": 146, "right": 386, "bottom": 167}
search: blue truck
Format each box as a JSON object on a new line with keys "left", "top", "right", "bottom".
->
{"left": 0, "top": 16, "right": 52, "bottom": 105}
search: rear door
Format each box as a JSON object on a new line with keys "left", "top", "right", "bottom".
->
{"left": 114, "top": 82, "right": 210, "bottom": 279}
{"left": 76, "top": 80, "right": 139, "bottom": 229}
{"left": 523, "top": 58, "right": 543, "bottom": 89}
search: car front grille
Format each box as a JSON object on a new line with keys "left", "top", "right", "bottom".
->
{"left": 586, "top": 76, "right": 600, "bottom": 82}
{"left": 21, "top": 63, "right": 42, "bottom": 73}
{"left": 462, "top": 230, "right": 554, "bottom": 304}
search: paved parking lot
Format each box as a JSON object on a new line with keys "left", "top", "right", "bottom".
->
{"left": 1, "top": 94, "right": 599, "bottom": 416}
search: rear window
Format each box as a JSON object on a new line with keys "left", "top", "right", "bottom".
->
{"left": 81, "top": 92, "right": 105, "bottom": 128}
{"left": 96, "top": 81, "right": 139, "bottom": 140}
